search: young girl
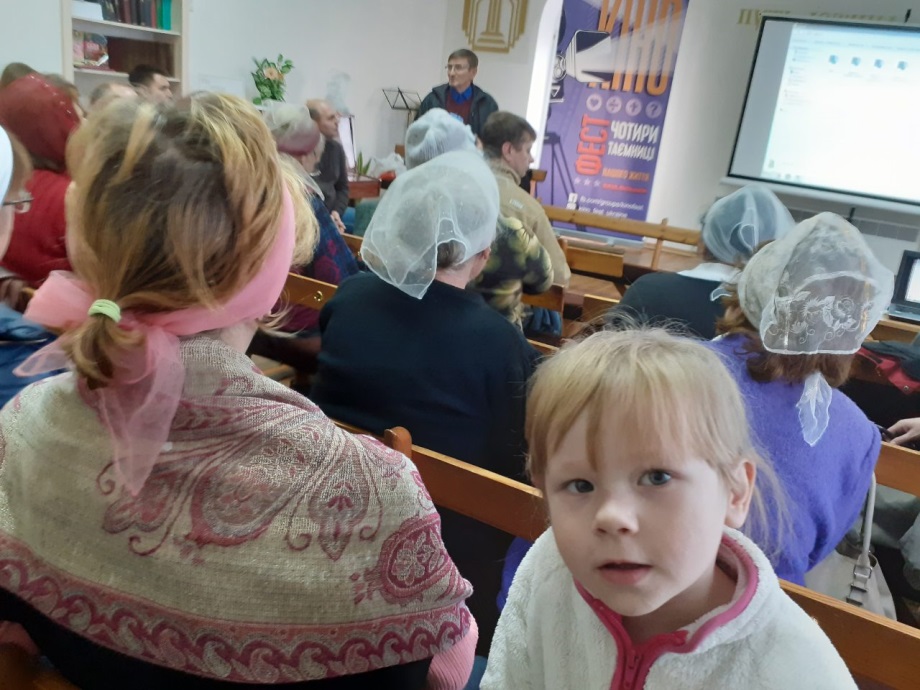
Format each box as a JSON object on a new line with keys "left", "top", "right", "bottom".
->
{"left": 482, "top": 329, "right": 855, "bottom": 689}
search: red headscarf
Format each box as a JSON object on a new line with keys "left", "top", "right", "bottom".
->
{"left": 0, "top": 74, "right": 80, "bottom": 169}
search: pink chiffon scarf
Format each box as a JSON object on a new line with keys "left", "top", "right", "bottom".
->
{"left": 14, "top": 191, "right": 296, "bottom": 496}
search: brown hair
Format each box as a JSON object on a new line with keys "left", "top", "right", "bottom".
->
{"left": 448, "top": 48, "right": 479, "bottom": 69}
{"left": 62, "top": 93, "right": 316, "bottom": 388}
{"left": 479, "top": 112, "right": 536, "bottom": 159}
{"left": 0, "top": 62, "right": 36, "bottom": 89}
{"left": 526, "top": 328, "right": 788, "bottom": 555}
{"left": 5, "top": 128, "right": 32, "bottom": 196}
{"left": 716, "top": 290, "right": 854, "bottom": 387}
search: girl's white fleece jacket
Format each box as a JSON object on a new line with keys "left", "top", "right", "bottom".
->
{"left": 482, "top": 527, "right": 856, "bottom": 690}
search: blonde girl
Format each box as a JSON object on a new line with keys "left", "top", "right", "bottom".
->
{"left": 482, "top": 329, "right": 853, "bottom": 689}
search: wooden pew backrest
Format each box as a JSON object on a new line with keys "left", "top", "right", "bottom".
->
{"left": 282, "top": 273, "right": 337, "bottom": 311}
{"left": 581, "top": 293, "right": 619, "bottom": 322}
{"left": 342, "top": 233, "right": 363, "bottom": 257}
{"left": 877, "top": 441, "right": 920, "bottom": 497}
{"left": 565, "top": 246, "right": 625, "bottom": 280}
{"left": 521, "top": 284, "right": 565, "bottom": 313}
{"left": 543, "top": 205, "right": 698, "bottom": 271}
{"left": 871, "top": 316, "right": 920, "bottom": 344}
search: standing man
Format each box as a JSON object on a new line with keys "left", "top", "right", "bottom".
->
{"left": 480, "top": 111, "right": 571, "bottom": 288}
{"left": 307, "top": 98, "right": 348, "bottom": 233}
{"left": 417, "top": 49, "right": 498, "bottom": 138}
{"left": 128, "top": 65, "right": 173, "bottom": 105}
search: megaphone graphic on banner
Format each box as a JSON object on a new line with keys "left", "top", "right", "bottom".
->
{"left": 558, "top": 20, "right": 683, "bottom": 85}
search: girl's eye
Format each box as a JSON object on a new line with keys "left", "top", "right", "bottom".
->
{"left": 564, "top": 479, "right": 594, "bottom": 494}
{"left": 639, "top": 470, "right": 672, "bottom": 487}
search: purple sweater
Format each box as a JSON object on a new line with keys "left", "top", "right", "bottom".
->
{"left": 705, "top": 334, "right": 879, "bottom": 584}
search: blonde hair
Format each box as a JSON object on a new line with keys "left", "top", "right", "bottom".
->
{"left": 526, "top": 328, "right": 787, "bottom": 556}
{"left": 62, "top": 92, "right": 316, "bottom": 388}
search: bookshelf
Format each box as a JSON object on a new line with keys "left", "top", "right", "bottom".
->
{"left": 60, "top": 0, "right": 189, "bottom": 101}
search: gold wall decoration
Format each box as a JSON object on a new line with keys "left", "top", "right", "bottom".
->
{"left": 462, "top": 0, "right": 529, "bottom": 54}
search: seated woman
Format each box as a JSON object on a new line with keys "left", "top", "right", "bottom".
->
{"left": 405, "top": 108, "right": 554, "bottom": 329}
{"left": 0, "top": 126, "right": 56, "bottom": 408}
{"left": 608, "top": 185, "right": 793, "bottom": 339}
{"left": 0, "top": 73, "right": 81, "bottom": 286}
{"left": 707, "top": 212, "right": 894, "bottom": 584}
{"left": 0, "top": 94, "right": 475, "bottom": 689}
{"left": 311, "top": 150, "right": 539, "bottom": 653}
{"left": 249, "top": 104, "right": 359, "bottom": 373}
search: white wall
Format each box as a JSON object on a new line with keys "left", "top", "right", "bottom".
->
{"left": 646, "top": 0, "right": 920, "bottom": 270}
{"left": 188, "top": 0, "right": 449, "bottom": 160}
{"left": 0, "top": 0, "right": 64, "bottom": 74}
{"left": 441, "top": 0, "right": 550, "bottom": 118}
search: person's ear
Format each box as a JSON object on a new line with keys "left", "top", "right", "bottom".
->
{"left": 501, "top": 141, "right": 514, "bottom": 160}
{"left": 724, "top": 458, "right": 755, "bottom": 529}
{"left": 469, "top": 66, "right": 478, "bottom": 81}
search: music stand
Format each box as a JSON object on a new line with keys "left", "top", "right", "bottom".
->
{"left": 383, "top": 87, "right": 421, "bottom": 128}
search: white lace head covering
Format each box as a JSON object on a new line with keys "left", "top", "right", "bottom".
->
{"left": 361, "top": 150, "right": 498, "bottom": 299}
{"left": 404, "top": 108, "right": 478, "bottom": 169}
{"left": 738, "top": 212, "right": 894, "bottom": 445}
{"left": 702, "top": 185, "right": 794, "bottom": 265}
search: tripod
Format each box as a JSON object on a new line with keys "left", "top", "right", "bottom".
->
{"left": 543, "top": 130, "right": 576, "bottom": 208}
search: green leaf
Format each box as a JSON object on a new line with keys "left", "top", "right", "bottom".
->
{"left": 253, "top": 96, "right": 263, "bottom": 105}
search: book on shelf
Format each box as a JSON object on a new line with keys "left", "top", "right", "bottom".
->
{"left": 73, "top": 30, "right": 86, "bottom": 66}
{"left": 103, "top": 0, "right": 171, "bottom": 29}
{"left": 159, "top": 0, "right": 172, "bottom": 30}
{"left": 101, "top": 0, "right": 118, "bottom": 20}
{"left": 83, "top": 33, "right": 110, "bottom": 68}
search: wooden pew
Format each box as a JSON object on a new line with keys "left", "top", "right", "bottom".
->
{"left": 342, "top": 233, "right": 363, "bottom": 256}
{"left": 521, "top": 284, "right": 565, "bottom": 314}
{"left": 372, "top": 425, "right": 920, "bottom": 690}
{"left": 251, "top": 273, "right": 340, "bottom": 384}
{"left": 581, "top": 293, "right": 619, "bottom": 322}
{"left": 565, "top": 245, "right": 625, "bottom": 281}
{"left": 870, "top": 317, "right": 920, "bottom": 344}
{"left": 543, "top": 205, "right": 699, "bottom": 271}
{"left": 877, "top": 442, "right": 920, "bottom": 498}
{"left": 281, "top": 273, "right": 337, "bottom": 311}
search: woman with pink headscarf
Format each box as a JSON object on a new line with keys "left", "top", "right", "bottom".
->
{"left": 0, "top": 94, "right": 476, "bottom": 689}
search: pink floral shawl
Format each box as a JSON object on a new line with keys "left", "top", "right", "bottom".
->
{"left": 0, "top": 335, "right": 471, "bottom": 683}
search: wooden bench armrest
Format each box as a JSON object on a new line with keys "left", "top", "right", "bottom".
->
{"left": 521, "top": 284, "right": 565, "bottom": 313}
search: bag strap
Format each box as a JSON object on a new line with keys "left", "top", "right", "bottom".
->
{"left": 846, "top": 474, "right": 877, "bottom": 607}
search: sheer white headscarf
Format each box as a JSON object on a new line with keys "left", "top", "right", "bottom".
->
{"left": 404, "top": 108, "right": 479, "bottom": 170}
{"left": 361, "top": 150, "right": 498, "bottom": 299}
{"left": 703, "top": 185, "right": 794, "bottom": 265}
{"left": 738, "top": 212, "right": 894, "bottom": 445}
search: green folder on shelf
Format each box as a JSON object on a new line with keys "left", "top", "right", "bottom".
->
{"left": 159, "top": 0, "right": 172, "bottom": 30}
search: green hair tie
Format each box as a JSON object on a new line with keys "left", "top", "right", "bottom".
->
{"left": 88, "top": 299, "right": 121, "bottom": 323}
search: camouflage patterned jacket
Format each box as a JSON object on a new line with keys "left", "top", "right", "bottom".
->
{"left": 470, "top": 216, "right": 554, "bottom": 328}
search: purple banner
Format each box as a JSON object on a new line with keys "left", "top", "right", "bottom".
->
{"left": 542, "top": 0, "right": 689, "bottom": 222}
